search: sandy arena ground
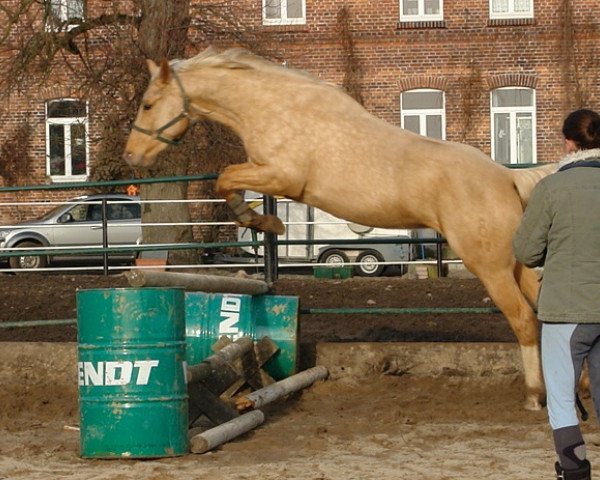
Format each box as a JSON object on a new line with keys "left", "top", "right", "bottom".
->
{"left": 1, "top": 342, "right": 598, "bottom": 480}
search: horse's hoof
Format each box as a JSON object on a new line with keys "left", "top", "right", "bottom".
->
{"left": 261, "top": 215, "right": 285, "bottom": 235}
{"left": 523, "top": 394, "right": 544, "bottom": 411}
{"left": 234, "top": 215, "right": 286, "bottom": 235}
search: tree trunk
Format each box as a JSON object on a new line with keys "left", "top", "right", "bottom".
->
{"left": 137, "top": 0, "right": 199, "bottom": 267}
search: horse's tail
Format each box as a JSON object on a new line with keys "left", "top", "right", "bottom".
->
{"left": 509, "top": 163, "right": 557, "bottom": 209}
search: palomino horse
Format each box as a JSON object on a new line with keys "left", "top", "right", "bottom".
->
{"left": 123, "top": 47, "right": 556, "bottom": 410}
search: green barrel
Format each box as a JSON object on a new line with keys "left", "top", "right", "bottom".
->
{"left": 185, "top": 292, "right": 298, "bottom": 380}
{"left": 185, "top": 292, "right": 255, "bottom": 365}
{"left": 77, "top": 288, "right": 188, "bottom": 459}
{"left": 252, "top": 294, "right": 299, "bottom": 380}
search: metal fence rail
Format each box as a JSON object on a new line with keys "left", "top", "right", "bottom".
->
{"left": 0, "top": 174, "right": 454, "bottom": 279}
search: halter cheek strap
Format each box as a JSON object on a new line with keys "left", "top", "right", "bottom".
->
{"left": 132, "top": 112, "right": 190, "bottom": 146}
{"left": 132, "top": 68, "right": 204, "bottom": 146}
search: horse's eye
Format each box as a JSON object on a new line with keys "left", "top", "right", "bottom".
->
{"left": 142, "top": 103, "right": 152, "bottom": 111}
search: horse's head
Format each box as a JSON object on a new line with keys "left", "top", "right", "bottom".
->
{"left": 123, "top": 59, "right": 192, "bottom": 167}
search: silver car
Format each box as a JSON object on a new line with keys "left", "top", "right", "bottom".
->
{"left": 0, "top": 193, "right": 142, "bottom": 269}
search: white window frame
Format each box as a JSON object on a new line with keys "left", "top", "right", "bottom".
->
{"left": 45, "top": 99, "right": 89, "bottom": 182}
{"left": 489, "top": 0, "right": 533, "bottom": 20}
{"left": 400, "top": 89, "right": 446, "bottom": 140}
{"left": 46, "top": 0, "right": 85, "bottom": 32}
{"left": 490, "top": 87, "right": 537, "bottom": 164}
{"left": 262, "top": 0, "right": 306, "bottom": 26}
{"left": 399, "top": 0, "right": 444, "bottom": 23}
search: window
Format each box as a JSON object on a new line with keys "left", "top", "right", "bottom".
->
{"left": 400, "top": 0, "right": 443, "bottom": 22}
{"left": 81, "top": 201, "right": 141, "bottom": 222}
{"left": 490, "top": 0, "right": 533, "bottom": 19}
{"left": 107, "top": 202, "right": 140, "bottom": 221}
{"left": 400, "top": 89, "right": 445, "bottom": 140}
{"left": 46, "top": 0, "right": 85, "bottom": 31}
{"left": 45, "top": 99, "right": 88, "bottom": 180}
{"left": 263, "top": 0, "right": 306, "bottom": 25}
{"left": 491, "top": 87, "right": 536, "bottom": 164}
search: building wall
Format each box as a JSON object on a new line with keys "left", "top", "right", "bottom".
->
{"left": 242, "top": 0, "right": 599, "bottom": 164}
{"left": 0, "top": 0, "right": 599, "bottom": 225}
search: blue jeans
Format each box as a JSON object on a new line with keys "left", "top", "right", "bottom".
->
{"left": 542, "top": 322, "right": 600, "bottom": 429}
{"left": 542, "top": 322, "right": 600, "bottom": 469}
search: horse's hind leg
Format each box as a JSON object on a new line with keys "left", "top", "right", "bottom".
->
{"left": 514, "top": 263, "right": 540, "bottom": 307}
{"left": 477, "top": 269, "right": 545, "bottom": 411}
{"left": 516, "top": 264, "right": 592, "bottom": 396}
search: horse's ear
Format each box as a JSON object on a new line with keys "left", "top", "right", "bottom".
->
{"left": 158, "top": 58, "right": 171, "bottom": 84}
{"left": 146, "top": 59, "right": 159, "bottom": 77}
{"left": 146, "top": 58, "right": 171, "bottom": 84}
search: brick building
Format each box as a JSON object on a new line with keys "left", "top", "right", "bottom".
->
{"left": 0, "top": 0, "right": 598, "bottom": 223}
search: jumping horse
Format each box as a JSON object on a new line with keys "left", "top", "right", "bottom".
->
{"left": 123, "top": 47, "right": 556, "bottom": 410}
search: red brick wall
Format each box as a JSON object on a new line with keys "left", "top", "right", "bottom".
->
{"left": 193, "top": 0, "right": 599, "bottom": 164}
{"left": 253, "top": 0, "right": 598, "bottom": 164}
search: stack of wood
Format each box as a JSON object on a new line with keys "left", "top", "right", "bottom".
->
{"left": 186, "top": 335, "right": 328, "bottom": 454}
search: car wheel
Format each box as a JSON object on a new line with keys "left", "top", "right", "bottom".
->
{"left": 320, "top": 249, "right": 349, "bottom": 266}
{"left": 9, "top": 241, "right": 48, "bottom": 270}
{"left": 355, "top": 250, "right": 385, "bottom": 277}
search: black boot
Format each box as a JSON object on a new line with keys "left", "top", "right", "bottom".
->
{"left": 555, "top": 459, "right": 591, "bottom": 480}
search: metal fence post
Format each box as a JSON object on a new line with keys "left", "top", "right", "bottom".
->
{"left": 101, "top": 199, "right": 109, "bottom": 276}
{"left": 436, "top": 232, "right": 445, "bottom": 278}
{"left": 262, "top": 195, "right": 279, "bottom": 283}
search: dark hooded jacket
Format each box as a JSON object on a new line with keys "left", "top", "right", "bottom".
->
{"left": 513, "top": 148, "right": 600, "bottom": 323}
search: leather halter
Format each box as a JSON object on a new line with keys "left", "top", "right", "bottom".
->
{"left": 132, "top": 68, "right": 205, "bottom": 145}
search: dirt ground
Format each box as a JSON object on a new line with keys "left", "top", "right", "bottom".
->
{"left": 0, "top": 272, "right": 595, "bottom": 479}
{"left": 0, "top": 272, "right": 514, "bottom": 344}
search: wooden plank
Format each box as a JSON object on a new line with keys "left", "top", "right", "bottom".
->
{"left": 219, "top": 336, "right": 277, "bottom": 399}
{"left": 235, "top": 366, "right": 329, "bottom": 412}
{"left": 189, "top": 410, "right": 265, "bottom": 454}
{"left": 124, "top": 270, "right": 269, "bottom": 295}
{"left": 186, "top": 337, "right": 254, "bottom": 385}
{"left": 188, "top": 382, "right": 239, "bottom": 426}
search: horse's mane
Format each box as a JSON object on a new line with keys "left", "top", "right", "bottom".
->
{"left": 173, "top": 47, "right": 325, "bottom": 85}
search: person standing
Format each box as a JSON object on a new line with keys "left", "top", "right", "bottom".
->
{"left": 513, "top": 108, "right": 600, "bottom": 480}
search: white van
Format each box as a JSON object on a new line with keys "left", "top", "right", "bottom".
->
{"left": 237, "top": 195, "right": 414, "bottom": 277}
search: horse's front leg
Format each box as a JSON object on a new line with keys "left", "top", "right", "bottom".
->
{"left": 216, "top": 163, "right": 290, "bottom": 235}
{"left": 225, "top": 190, "right": 286, "bottom": 235}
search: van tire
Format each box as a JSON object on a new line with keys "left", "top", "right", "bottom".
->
{"left": 320, "top": 249, "right": 349, "bottom": 266}
{"left": 355, "top": 250, "right": 385, "bottom": 277}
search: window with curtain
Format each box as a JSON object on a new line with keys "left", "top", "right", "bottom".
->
{"left": 400, "top": 89, "right": 445, "bottom": 140}
{"left": 490, "top": 0, "right": 533, "bottom": 19}
{"left": 263, "top": 0, "right": 306, "bottom": 25}
{"left": 491, "top": 87, "right": 536, "bottom": 164}
{"left": 46, "top": 99, "right": 88, "bottom": 180}
{"left": 400, "top": 0, "right": 443, "bottom": 22}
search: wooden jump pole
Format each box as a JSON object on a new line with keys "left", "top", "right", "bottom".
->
{"left": 235, "top": 366, "right": 329, "bottom": 412}
{"left": 124, "top": 270, "right": 270, "bottom": 295}
{"left": 186, "top": 336, "right": 254, "bottom": 384}
{"left": 189, "top": 410, "right": 265, "bottom": 454}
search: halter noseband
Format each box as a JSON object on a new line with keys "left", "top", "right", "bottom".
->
{"left": 132, "top": 68, "right": 202, "bottom": 146}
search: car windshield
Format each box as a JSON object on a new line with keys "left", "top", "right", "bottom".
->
{"left": 37, "top": 203, "right": 77, "bottom": 221}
